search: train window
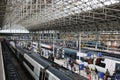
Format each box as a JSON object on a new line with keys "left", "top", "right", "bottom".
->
{"left": 115, "top": 63, "right": 120, "bottom": 72}
{"left": 24, "top": 59, "right": 34, "bottom": 71}
{"left": 39, "top": 69, "right": 49, "bottom": 80}
{"left": 95, "top": 58, "right": 106, "bottom": 68}
{"left": 39, "top": 69, "right": 42, "bottom": 80}
{"left": 45, "top": 72, "right": 49, "bottom": 80}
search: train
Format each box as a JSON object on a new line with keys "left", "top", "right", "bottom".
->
{"left": 8, "top": 41, "right": 87, "bottom": 80}
{"left": 60, "top": 41, "right": 105, "bottom": 50}
{"left": 76, "top": 52, "right": 120, "bottom": 76}
{"left": 40, "top": 43, "right": 77, "bottom": 60}
{"left": 84, "top": 41, "right": 105, "bottom": 49}
{"left": 40, "top": 43, "right": 120, "bottom": 76}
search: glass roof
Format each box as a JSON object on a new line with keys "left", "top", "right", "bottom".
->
{"left": 2, "top": 0, "right": 120, "bottom": 32}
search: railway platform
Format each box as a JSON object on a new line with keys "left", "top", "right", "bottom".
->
{"left": 0, "top": 42, "right": 5, "bottom": 80}
{"left": 54, "top": 58, "right": 111, "bottom": 80}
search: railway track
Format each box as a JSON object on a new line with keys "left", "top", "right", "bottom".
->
{"left": 1, "top": 41, "right": 34, "bottom": 80}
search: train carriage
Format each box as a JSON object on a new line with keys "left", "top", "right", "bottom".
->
{"left": 76, "top": 52, "right": 120, "bottom": 75}
{"left": 9, "top": 41, "right": 87, "bottom": 80}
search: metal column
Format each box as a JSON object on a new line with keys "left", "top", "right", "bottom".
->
{"left": 52, "top": 31, "right": 55, "bottom": 56}
{"left": 78, "top": 32, "right": 81, "bottom": 52}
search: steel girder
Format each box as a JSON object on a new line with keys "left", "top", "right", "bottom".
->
{"left": 2, "top": 0, "right": 120, "bottom": 33}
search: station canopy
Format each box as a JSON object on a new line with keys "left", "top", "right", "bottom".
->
{"left": 0, "top": 0, "right": 120, "bottom": 32}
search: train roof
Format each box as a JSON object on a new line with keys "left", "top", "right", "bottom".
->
{"left": 29, "top": 53, "right": 87, "bottom": 80}
{"left": 82, "top": 48, "right": 120, "bottom": 59}
{"left": 41, "top": 43, "right": 120, "bottom": 59}
{"left": 15, "top": 45, "right": 87, "bottom": 80}
{"left": 16, "top": 45, "right": 33, "bottom": 55}
{"left": 103, "top": 56, "right": 120, "bottom": 62}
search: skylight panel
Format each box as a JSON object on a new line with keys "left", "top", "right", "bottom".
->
{"left": 111, "top": 0, "right": 120, "bottom": 4}
{"left": 104, "top": 1, "right": 112, "bottom": 5}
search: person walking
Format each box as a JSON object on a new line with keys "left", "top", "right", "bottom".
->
{"left": 85, "top": 66, "right": 90, "bottom": 75}
{"left": 104, "top": 69, "right": 110, "bottom": 80}
{"left": 94, "top": 67, "right": 98, "bottom": 79}
{"left": 91, "top": 68, "right": 97, "bottom": 80}
{"left": 87, "top": 72, "right": 91, "bottom": 80}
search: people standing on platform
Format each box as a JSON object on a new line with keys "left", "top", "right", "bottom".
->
{"left": 68, "top": 58, "right": 71, "bottom": 64}
{"left": 104, "top": 69, "right": 110, "bottom": 80}
{"left": 91, "top": 68, "right": 96, "bottom": 80}
{"left": 91, "top": 67, "right": 98, "bottom": 80}
{"left": 45, "top": 50, "right": 49, "bottom": 58}
{"left": 73, "top": 66, "right": 77, "bottom": 73}
{"left": 63, "top": 61, "right": 66, "bottom": 66}
{"left": 70, "top": 62, "right": 74, "bottom": 71}
{"left": 41, "top": 50, "right": 44, "bottom": 56}
{"left": 85, "top": 66, "right": 90, "bottom": 76}
{"left": 48, "top": 53, "right": 54, "bottom": 62}
{"left": 66, "top": 62, "right": 69, "bottom": 69}
{"left": 66, "top": 58, "right": 69, "bottom": 69}
{"left": 94, "top": 67, "right": 98, "bottom": 79}
{"left": 62, "top": 49, "right": 64, "bottom": 59}
{"left": 87, "top": 72, "right": 91, "bottom": 80}
{"left": 51, "top": 53, "right": 54, "bottom": 61}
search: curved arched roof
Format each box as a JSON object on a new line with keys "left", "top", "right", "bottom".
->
{"left": 1, "top": 0, "right": 120, "bottom": 32}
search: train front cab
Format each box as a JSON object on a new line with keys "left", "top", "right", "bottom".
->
{"left": 92, "top": 57, "right": 120, "bottom": 76}
{"left": 103, "top": 58, "right": 120, "bottom": 75}
{"left": 76, "top": 52, "right": 105, "bottom": 71}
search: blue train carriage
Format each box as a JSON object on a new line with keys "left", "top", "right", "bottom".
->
{"left": 63, "top": 48, "right": 78, "bottom": 61}
{"left": 76, "top": 52, "right": 120, "bottom": 76}
{"left": 84, "top": 41, "right": 105, "bottom": 49}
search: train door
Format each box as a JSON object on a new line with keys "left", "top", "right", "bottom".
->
{"left": 39, "top": 68, "right": 42, "bottom": 80}
{"left": 115, "top": 63, "right": 120, "bottom": 72}
{"left": 39, "top": 68, "right": 49, "bottom": 80}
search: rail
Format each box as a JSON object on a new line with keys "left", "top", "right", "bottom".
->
{"left": 1, "top": 42, "right": 21, "bottom": 80}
